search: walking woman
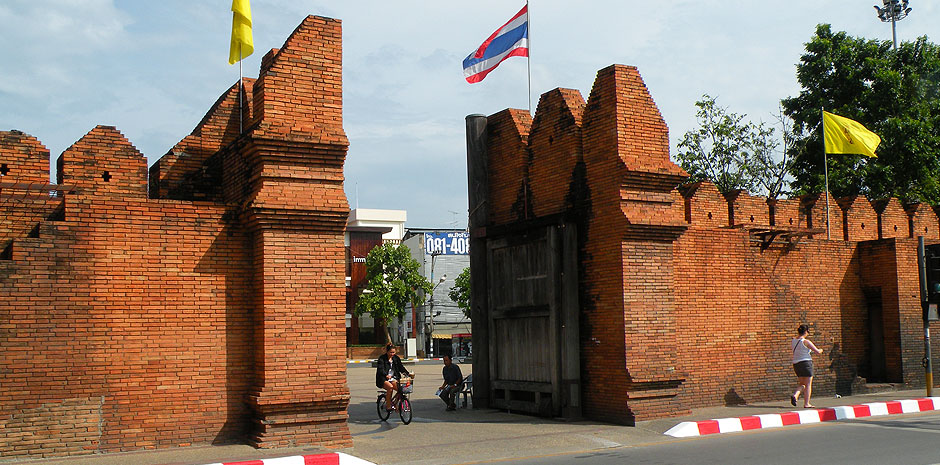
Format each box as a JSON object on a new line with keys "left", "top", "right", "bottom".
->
{"left": 791, "top": 324, "right": 823, "bottom": 408}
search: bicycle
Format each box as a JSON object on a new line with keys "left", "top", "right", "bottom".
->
{"left": 376, "top": 375, "right": 414, "bottom": 424}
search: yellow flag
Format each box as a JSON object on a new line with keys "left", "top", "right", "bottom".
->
{"left": 228, "top": 0, "right": 253, "bottom": 65}
{"left": 822, "top": 111, "right": 880, "bottom": 158}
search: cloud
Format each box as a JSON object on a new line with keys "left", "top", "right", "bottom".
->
{"left": 3, "top": 0, "right": 939, "bottom": 227}
{"left": 0, "top": 0, "right": 131, "bottom": 55}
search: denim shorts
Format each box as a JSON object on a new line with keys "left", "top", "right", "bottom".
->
{"left": 793, "top": 360, "right": 813, "bottom": 377}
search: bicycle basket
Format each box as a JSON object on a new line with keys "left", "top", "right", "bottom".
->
{"left": 401, "top": 378, "right": 413, "bottom": 394}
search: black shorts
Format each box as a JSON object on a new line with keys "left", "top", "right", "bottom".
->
{"left": 793, "top": 361, "right": 813, "bottom": 377}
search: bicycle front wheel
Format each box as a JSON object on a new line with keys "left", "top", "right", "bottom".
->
{"left": 377, "top": 394, "right": 390, "bottom": 421}
{"left": 398, "top": 397, "right": 412, "bottom": 424}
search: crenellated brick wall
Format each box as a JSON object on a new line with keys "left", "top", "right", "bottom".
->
{"left": 680, "top": 181, "right": 729, "bottom": 227}
{"left": 56, "top": 125, "right": 148, "bottom": 198}
{"left": 906, "top": 203, "right": 940, "bottom": 240}
{"left": 0, "top": 15, "right": 351, "bottom": 460}
{"left": 485, "top": 109, "right": 532, "bottom": 225}
{"left": 840, "top": 196, "right": 880, "bottom": 241}
{"left": 801, "top": 191, "right": 843, "bottom": 239}
{"left": 148, "top": 78, "right": 255, "bottom": 201}
{"left": 0, "top": 130, "right": 49, "bottom": 183}
{"left": 528, "top": 88, "right": 585, "bottom": 219}
{"left": 479, "top": 64, "right": 940, "bottom": 425}
{"left": 0, "top": 131, "right": 62, "bottom": 252}
{"left": 769, "top": 197, "right": 803, "bottom": 229}
{"left": 874, "top": 198, "right": 910, "bottom": 240}
{"left": 726, "top": 189, "right": 770, "bottom": 227}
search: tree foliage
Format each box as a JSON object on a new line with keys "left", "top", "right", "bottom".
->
{"left": 676, "top": 95, "right": 791, "bottom": 197}
{"left": 355, "top": 243, "right": 432, "bottom": 344}
{"left": 782, "top": 24, "right": 940, "bottom": 202}
{"left": 448, "top": 267, "right": 471, "bottom": 319}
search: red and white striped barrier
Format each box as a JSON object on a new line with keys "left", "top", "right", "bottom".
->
{"left": 200, "top": 452, "right": 375, "bottom": 465}
{"left": 664, "top": 397, "right": 940, "bottom": 438}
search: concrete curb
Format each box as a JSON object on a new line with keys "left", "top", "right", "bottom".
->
{"left": 664, "top": 397, "right": 940, "bottom": 438}
{"left": 200, "top": 452, "right": 376, "bottom": 465}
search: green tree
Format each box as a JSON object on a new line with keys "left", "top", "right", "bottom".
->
{"left": 355, "top": 243, "right": 432, "bottom": 344}
{"left": 782, "top": 24, "right": 940, "bottom": 202}
{"left": 748, "top": 106, "right": 800, "bottom": 199}
{"left": 676, "top": 95, "right": 788, "bottom": 197}
{"left": 448, "top": 267, "right": 471, "bottom": 319}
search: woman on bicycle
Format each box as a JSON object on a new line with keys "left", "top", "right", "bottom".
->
{"left": 376, "top": 344, "right": 413, "bottom": 411}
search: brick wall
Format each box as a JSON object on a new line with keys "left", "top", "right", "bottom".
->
{"left": 874, "top": 198, "right": 909, "bottom": 240}
{"left": 727, "top": 190, "right": 770, "bottom": 227}
{"left": 56, "top": 126, "right": 148, "bottom": 198}
{"left": 674, "top": 228, "right": 866, "bottom": 405}
{"left": 1, "top": 131, "right": 62, "bottom": 253}
{"left": 886, "top": 239, "right": 940, "bottom": 385}
{"left": 802, "top": 191, "right": 843, "bottom": 239}
{"left": 485, "top": 109, "right": 532, "bottom": 225}
{"left": 580, "top": 65, "right": 688, "bottom": 423}
{"left": 236, "top": 15, "right": 350, "bottom": 449}
{"left": 0, "top": 130, "right": 49, "bottom": 184}
{"left": 0, "top": 14, "right": 352, "bottom": 459}
{"left": 528, "top": 88, "right": 585, "bottom": 218}
{"left": 906, "top": 203, "right": 940, "bottom": 240}
{"left": 840, "top": 196, "right": 879, "bottom": 241}
{"left": 769, "top": 198, "right": 800, "bottom": 228}
{"left": 0, "top": 196, "right": 252, "bottom": 458}
{"left": 680, "top": 182, "right": 729, "bottom": 227}
{"left": 149, "top": 78, "right": 255, "bottom": 201}
{"left": 253, "top": 16, "right": 344, "bottom": 143}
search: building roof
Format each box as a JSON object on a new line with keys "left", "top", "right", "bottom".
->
{"left": 403, "top": 227, "right": 468, "bottom": 241}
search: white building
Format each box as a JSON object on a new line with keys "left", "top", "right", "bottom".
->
{"left": 347, "top": 208, "right": 407, "bottom": 244}
{"left": 345, "top": 209, "right": 408, "bottom": 348}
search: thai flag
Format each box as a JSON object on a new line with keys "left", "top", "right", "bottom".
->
{"left": 462, "top": 5, "right": 528, "bottom": 84}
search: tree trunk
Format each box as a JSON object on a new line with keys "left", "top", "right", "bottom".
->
{"left": 382, "top": 318, "right": 392, "bottom": 345}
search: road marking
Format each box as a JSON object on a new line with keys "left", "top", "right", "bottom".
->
{"left": 449, "top": 436, "right": 701, "bottom": 465}
{"left": 848, "top": 417, "right": 940, "bottom": 435}
{"left": 582, "top": 435, "right": 621, "bottom": 448}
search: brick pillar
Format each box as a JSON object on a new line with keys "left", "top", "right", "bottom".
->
{"left": 238, "top": 15, "right": 351, "bottom": 448}
{"left": 581, "top": 65, "right": 689, "bottom": 424}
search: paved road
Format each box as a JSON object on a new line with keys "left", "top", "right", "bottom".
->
{"left": 346, "top": 363, "right": 940, "bottom": 465}
{"left": 32, "top": 362, "right": 939, "bottom": 465}
{"left": 491, "top": 411, "right": 940, "bottom": 465}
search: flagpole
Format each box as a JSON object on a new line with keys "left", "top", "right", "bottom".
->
{"left": 526, "top": 0, "right": 532, "bottom": 114}
{"left": 239, "top": 43, "right": 244, "bottom": 134}
{"left": 822, "top": 108, "right": 830, "bottom": 240}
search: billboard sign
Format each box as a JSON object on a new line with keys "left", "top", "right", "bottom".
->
{"left": 424, "top": 232, "right": 470, "bottom": 255}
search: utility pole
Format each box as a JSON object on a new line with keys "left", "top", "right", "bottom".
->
{"left": 918, "top": 237, "right": 937, "bottom": 396}
{"left": 426, "top": 251, "right": 446, "bottom": 357}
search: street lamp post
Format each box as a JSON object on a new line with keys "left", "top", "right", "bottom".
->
{"left": 874, "top": 0, "right": 912, "bottom": 51}
{"left": 427, "top": 275, "right": 446, "bottom": 357}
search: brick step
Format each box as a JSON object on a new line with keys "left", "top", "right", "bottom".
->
{"left": 0, "top": 218, "right": 68, "bottom": 261}
{"left": 0, "top": 201, "right": 66, "bottom": 261}
{"left": 855, "top": 382, "right": 905, "bottom": 395}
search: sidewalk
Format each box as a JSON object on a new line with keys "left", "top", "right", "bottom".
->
{"left": 11, "top": 363, "right": 939, "bottom": 465}
{"left": 346, "top": 358, "right": 444, "bottom": 365}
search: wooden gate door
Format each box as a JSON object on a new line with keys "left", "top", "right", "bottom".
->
{"left": 486, "top": 223, "right": 580, "bottom": 418}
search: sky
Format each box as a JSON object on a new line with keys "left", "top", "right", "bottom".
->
{"left": 1, "top": 1, "right": 937, "bottom": 229}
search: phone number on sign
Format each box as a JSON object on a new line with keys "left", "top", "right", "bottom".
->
{"left": 425, "top": 233, "right": 470, "bottom": 255}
